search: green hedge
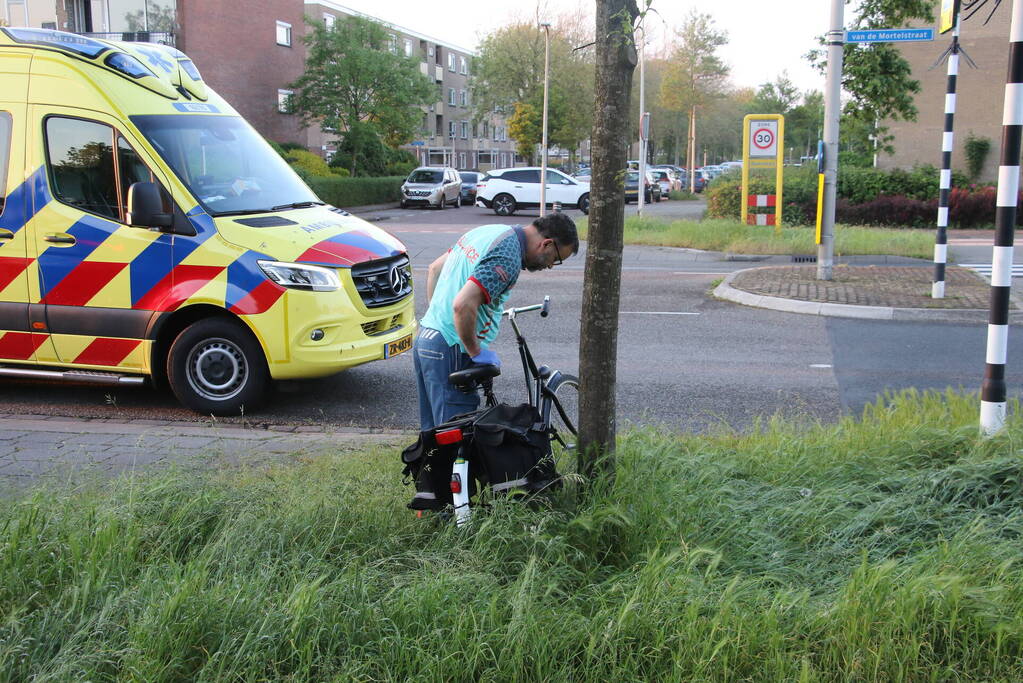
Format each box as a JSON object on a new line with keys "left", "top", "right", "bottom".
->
{"left": 306, "top": 176, "right": 405, "bottom": 208}
{"left": 708, "top": 166, "right": 984, "bottom": 227}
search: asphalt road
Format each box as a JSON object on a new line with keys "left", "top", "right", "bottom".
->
{"left": 0, "top": 200, "right": 1017, "bottom": 432}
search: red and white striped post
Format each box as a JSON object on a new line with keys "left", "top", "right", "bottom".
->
{"left": 980, "top": 0, "right": 1023, "bottom": 435}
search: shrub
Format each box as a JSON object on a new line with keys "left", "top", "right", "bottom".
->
{"left": 306, "top": 176, "right": 405, "bottom": 207}
{"left": 708, "top": 166, "right": 994, "bottom": 228}
{"left": 964, "top": 133, "right": 992, "bottom": 180}
{"left": 285, "top": 149, "right": 339, "bottom": 179}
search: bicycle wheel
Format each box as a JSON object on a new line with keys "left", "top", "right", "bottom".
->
{"left": 544, "top": 374, "right": 579, "bottom": 452}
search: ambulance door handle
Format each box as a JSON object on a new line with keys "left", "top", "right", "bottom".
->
{"left": 44, "top": 232, "right": 76, "bottom": 245}
{"left": 0, "top": 229, "right": 13, "bottom": 240}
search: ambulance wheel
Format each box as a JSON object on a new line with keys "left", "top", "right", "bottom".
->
{"left": 167, "top": 317, "right": 269, "bottom": 416}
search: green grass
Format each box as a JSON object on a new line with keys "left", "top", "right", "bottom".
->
{"left": 576, "top": 217, "right": 935, "bottom": 258}
{"left": 2, "top": 389, "right": 1022, "bottom": 680}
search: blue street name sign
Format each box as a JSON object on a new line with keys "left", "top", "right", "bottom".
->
{"left": 846, "top": 28, "right": 935, "bottom": 43}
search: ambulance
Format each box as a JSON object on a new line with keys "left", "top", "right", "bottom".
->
{"left": 0, "top": 28, "right": 416, "bottom": 415}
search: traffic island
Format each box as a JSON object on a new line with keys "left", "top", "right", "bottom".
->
{"left": 715, "top": 264, "right": 1023, "bottom": 322}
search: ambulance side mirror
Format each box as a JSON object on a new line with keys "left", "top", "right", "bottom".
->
{"left": 126, "top": 182, "right": 173, "bottom": 229}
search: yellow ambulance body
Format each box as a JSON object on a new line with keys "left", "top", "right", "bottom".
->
{"left": 0, "top": 28, "right": 416, "bottom": 415}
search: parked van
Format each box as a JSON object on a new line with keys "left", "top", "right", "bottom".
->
{"left": 0, "top": 28, "right": 416, "bottom": 414}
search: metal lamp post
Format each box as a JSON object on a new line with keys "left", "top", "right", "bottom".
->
{"left": 539, "top": 22, "right": 551, "bottom": 217}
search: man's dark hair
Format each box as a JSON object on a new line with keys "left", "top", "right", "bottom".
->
{"left": 533, "top": 213, "right": 580, "bottom": 255}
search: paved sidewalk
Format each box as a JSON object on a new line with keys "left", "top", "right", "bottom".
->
{"left": 715, "top": 264, "right": 1021, "bottom": 322}
{"left": 0, "top": 415, "right": 408, "bottom": 490}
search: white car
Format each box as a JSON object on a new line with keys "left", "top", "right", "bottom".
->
{"left": 475, "top": 167, "right": 590, "bottom": 216}
{"left": 400, "top": 166, "right": 462, "bottom": 209}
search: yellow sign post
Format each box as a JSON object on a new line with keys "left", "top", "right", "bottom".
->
{"left": 741, "top": 114, "right": 785, "bottom": 232}
{"left": 939, "top": 0, "right": 961, "bottom": 34}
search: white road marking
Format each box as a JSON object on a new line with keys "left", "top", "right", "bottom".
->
{"left": 620, "top": 311, "right": 700, "bottom": 315}
{"left": 960, "top": 263, "right": 1023, "bottom": 278}
{"left": 809, "top": 364, "right": 832, "bottom": 368}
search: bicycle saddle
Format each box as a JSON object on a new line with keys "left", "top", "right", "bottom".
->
{"left": 448, "top": 364, "right": 501, "bottom": 389}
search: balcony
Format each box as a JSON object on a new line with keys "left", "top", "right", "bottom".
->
{"left": 78, "top": 31, "right": 175, "bottom": 47}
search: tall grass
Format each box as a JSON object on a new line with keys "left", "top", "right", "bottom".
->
{"left": 1, "top": 389, "right": 1021, "bottom": 680}
{"left": 576, "top": 216, "right": 935, "bottom": 258}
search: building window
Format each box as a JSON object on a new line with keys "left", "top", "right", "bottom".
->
{"left": 459, "top": 152, "right": 466, "bottom": 168}
{"left": 276, "top": 21, "right": 292, "bottom": 47}
{"left": 472, "top": 122, "right": 478, "bottom": 138}
{"left": 388, "top": 33, "right": 398, "bottom": 53}
{"left": 404, "top": 39, "right": 413, "bottom": 57}
{"left": 460, "top": 121, "right": 468, "bottom": 139}
{"left": 482, "top": 122, "right": 489, "bottom": 139}
{"left": 448, "top": 121, "right": 456, "bottom": 138}
{"left": 448, "top": 88, "right": 456, "bottom": 106}
{"left": 493, "top": 126, "right": 500, "bottom": 142}
{"left": 448, "top": 53, "right": 456, "bottom": 71}
{"left": 277, "top": 89, "right": 293, "bottom": 114}
{"left": 459, "top": 90, "right": 467, "bottom": 107}
{"left": 323, "top": 13, "right": 335, "bottom": 28}
{"left": 460, "top": 56, "right": 468, "bottom": 75}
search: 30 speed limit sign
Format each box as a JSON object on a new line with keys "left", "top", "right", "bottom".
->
{"left": 749, "top": 121, "right": 779, "bottom": 158}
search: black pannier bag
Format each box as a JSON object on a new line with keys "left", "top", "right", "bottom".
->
{"left": 401, "top": 409, "right": 480, "bottom": 511}
{"left": 471, "top": 403, "right": 560, "bottom": 495}
{"left": 401, "top": 403, "right": 560, "bottom": 511}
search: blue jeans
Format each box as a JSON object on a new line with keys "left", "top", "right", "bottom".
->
{"left": 413, "top": 327, "right": 479, "bottom": 431}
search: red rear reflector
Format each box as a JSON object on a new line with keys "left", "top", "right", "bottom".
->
{"left": 450, "top": 474, "right": 462, "bottom": 494}
{"left": 435, "top": 428, "right": 463, "bottom": 445}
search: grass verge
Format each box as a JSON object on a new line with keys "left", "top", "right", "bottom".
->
{"left": 576, "top": 216, "right": 935, "bottom": 258}
{"left": 2, "top": 389, "right": 1022, "bottom": 680}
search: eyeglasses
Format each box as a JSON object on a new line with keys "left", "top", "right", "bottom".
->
{"left": 547, "top": 240, "right": 564, "bottom": 267}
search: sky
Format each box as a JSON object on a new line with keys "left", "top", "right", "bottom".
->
{"left": 319, "top": 0, "right": 833, "bottom": 94}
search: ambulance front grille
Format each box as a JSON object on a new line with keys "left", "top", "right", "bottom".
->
{"left": 361, "top": 314, "right": 403, "bottom": 336}
{"left": 351, "top": 255, "right": 413, "bottom": 308}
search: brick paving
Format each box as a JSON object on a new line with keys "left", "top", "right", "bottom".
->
{"left": 730, "top": 265, "right": 996, "bottom": 309}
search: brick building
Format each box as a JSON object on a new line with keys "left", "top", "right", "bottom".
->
{"left": 878, "top": 17, "right": 1007, "bottom": 182}
{"left": 6, "top": 0, "right": 520, "bottom": 170}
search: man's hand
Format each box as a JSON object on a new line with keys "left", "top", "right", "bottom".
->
{"left": 470, "top": 349, "right": 500, "bottom": 368}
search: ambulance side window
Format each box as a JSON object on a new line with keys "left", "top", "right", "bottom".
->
{"left": 0, "top": 112, "right": 11, "bottom": 215}
{"left": 116, "top": 135, "right": 160, "bottom": 212}
{"left": 45, "top": 117, "right": 119, "bottom": 221}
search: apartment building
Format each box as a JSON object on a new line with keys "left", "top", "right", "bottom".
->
{"left": 307, "top": 1, "right": 520, "bottom": 170}
{"left": 5, "top": 0, "right": 520, "bottom": 170}
{"left": 878, "top": 17, "right": 1006, "bottom": 183}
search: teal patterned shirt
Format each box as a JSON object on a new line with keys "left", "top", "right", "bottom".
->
{"left": 420, "top": 224, "right": 525, "bottom": 351}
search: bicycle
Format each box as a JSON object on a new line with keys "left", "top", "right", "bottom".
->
{"left": 442, "top": 296, "right": 580, "bottom": 525}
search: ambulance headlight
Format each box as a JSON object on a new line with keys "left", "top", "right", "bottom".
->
{"left": 257, "top": 261, "right": 341, "bottom": 292}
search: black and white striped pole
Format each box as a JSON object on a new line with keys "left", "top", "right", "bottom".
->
{"left": 980, "top": 0, "right": 1023, "bottom": 435}
{"left": 932, "top": 17, "right": 961, "bottom": 299}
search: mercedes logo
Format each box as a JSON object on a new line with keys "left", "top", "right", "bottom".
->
{"left": 388, "top": 265, "right": 406, "bottom": 295}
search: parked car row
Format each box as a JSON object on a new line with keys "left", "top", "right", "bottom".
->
{"left": 400, "top": 159, "right": 740, "bottom": 217}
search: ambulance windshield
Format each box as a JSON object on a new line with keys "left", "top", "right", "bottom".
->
{"left": 131, "top": 114, "right": 321, "bottom": 216}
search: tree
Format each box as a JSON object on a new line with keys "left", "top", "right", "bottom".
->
{"left": 507, "top": 101, "right": 542, "bottom": 162}
{"left": 288, "top": 15, "right": 434, "bottom": 175}
{"left": 751, "top": 73, "right": 800, "bottom": 114}
{"left": 472, "top": 20, "right": 594, "bottom": 161}
{"left": 809, "top": 0, "right": 934, "bottom": 154}
{"left": 125, "top": 2, "right": 175, "bottom": 32}
{"left": 659, "top": 11, "right": 729, "bottom": 190}
{"left": 577, "top": 0, "right": 640, "bottom": 476}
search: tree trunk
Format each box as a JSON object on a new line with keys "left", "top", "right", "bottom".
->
{"left": 577, "top": 0, "right": 639, "bottom": 478}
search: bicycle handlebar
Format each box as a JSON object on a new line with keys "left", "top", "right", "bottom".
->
{"left": 504, "top": 295, "right": 551, "bottom": 319}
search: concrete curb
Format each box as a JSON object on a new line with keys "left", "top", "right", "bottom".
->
{"left": 713, "top": 268, "right": 1023, "bottom": 323}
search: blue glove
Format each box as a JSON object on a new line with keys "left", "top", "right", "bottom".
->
{"left": 471, "top": 348, "right": 500, "bottom": 368}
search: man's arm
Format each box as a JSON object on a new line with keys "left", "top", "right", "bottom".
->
{"left": 425, "top": 251, "right": 449, "bottom": 303}
{"left": 452, "top": 280, "right": 487, "bottom": 357}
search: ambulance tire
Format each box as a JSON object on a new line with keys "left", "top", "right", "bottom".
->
{"left": 167, "top": 317, "right": 269, "bottom": 416}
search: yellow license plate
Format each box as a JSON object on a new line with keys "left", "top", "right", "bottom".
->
{"left": 385, "top": 333, "right": 413, "bottom": 358}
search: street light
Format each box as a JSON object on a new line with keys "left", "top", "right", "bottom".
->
{"left": 539, "top": 22, "right": 551, "bottom": 217}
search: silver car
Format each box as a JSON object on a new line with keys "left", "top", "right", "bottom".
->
{"left": 400, "top": 166, "right": 462, "bottom": 209}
